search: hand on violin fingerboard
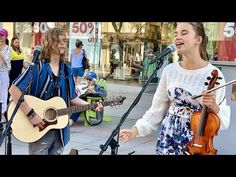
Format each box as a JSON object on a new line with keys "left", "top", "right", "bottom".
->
{"left": 202, "top": 92, "right": 220, "bottom": 114}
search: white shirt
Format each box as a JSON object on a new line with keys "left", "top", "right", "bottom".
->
{"left": 0, "top": 45, "right": 11, "bottom": 71}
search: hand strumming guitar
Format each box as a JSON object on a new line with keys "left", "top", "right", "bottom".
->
{"left": 27, "top": 110, "right": 45, "bottom": 129}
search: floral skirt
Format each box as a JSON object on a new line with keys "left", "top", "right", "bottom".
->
{"left": 156, "top": 112, "right": 193, "bottom": 155}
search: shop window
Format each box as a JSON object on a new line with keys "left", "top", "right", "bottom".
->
{"left": 204, "top": 22, "right": 236, "bottom": 62}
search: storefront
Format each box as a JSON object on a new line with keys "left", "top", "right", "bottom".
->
{"left": 139, "top": 23, "right": 236, "bottom": 82}
{"left": 12, "top": 22, "right": 102, "bottom": 69}
{"left": 6, "top": 22, "right": 236, "bottom": 84}
{"left": 9, "top": 22, "right": 157, "bottom": 83}
{"left": 12, "top": 22, "right": 69, "bottom": 62}
{"left": 100, "top": 22, "right": 145, "bottom": 80}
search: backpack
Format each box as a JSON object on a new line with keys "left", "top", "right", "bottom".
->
{"left": 82, "top": 49, "right": 90, "bottom": 69}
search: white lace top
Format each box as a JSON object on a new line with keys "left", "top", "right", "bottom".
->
{"left": 0, "top": 45, "right": 12, "bottom": 71}
{"left": 135, "top": 62, "right": 231, "bottom": 137}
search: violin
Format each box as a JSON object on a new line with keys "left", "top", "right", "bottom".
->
{"left": 187, "top": 69, "right": 221, "bottom": 155}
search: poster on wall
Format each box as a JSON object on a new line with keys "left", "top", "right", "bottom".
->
{"left": 217, "top": 22, "right": 236, "bottom": 61}
{"left": 32, "top": 22, "right": 55, "bottom": 45}
{"left": 69, "top": 22, "right": 101, "bottom": 65}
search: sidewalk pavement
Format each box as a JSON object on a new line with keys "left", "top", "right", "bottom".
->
{"left": 0, "top": 82, "right": 157, "bottom": 155}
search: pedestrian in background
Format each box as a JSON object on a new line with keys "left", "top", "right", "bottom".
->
{"left": 0, "top": 28, "right": 11, "bottom": 123}
{"left": 71, "top": 39, "right": 88, "bottom": 85}
{"left": 9, "top": 36, "right": 26, "bottom": 85}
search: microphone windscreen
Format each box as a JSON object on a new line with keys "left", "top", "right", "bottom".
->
{"left": 168, "top": 44, "right": 176, "bottom": 52}
{"left": 35, "top": 45, "right": 42, "bottom": 51}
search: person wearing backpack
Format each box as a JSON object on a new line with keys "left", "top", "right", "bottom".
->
{"left": 70, "top": 39, "right": 88, "bottom": 85}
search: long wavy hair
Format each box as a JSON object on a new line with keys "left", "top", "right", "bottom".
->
{"left": 188, "top": 22, "right": 209, "bottom": 61}
{"left": 40, "top": 28, "right": 66, "bottom": 63}
{"left": 11, "top": 36, "right": 22, "bottom": 54}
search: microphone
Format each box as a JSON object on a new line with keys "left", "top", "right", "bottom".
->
{"left": 149, "top": 44, "right": 176, "bottom": 64}
{"left": 31, "top": 45, "right": 41, "bottom": 64}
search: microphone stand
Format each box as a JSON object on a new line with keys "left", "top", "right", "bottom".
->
{"left": 99, "top": 56, "right": 169, "bottom": 155}
{"left": 0, "top": 102, "right": 3, "bottom": 133}
{"left": 0, "top": 64, "right": 34, "bottom": 155}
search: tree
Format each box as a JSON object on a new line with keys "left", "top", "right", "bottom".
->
{"left": 112, "top": 22, "right": 123, "bottom": 33}
{"left": 111, "top": 22, "right": 123, "bottom": 66}
{"left": 110, "top": 22, "right": 146, "bottom": 67}
{"left": 15, "top": 22, "right": 32, "bottom": 43}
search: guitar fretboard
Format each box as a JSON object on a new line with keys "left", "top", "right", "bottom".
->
{"left": 57, "top": 100, "right": 113, "bottom": 116}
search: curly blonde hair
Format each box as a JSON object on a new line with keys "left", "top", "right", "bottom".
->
{"left": 40, "top": 28, "right": 66, "bottom": 63}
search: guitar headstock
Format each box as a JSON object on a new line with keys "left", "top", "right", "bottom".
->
{"left": 107, "top": 96, "right": 126, "bottom": 107}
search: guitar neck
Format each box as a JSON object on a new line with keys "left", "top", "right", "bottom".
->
{"left": 57, "top": 100, "right": 110, "bottom": 116}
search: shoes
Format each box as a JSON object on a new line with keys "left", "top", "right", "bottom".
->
{"left": 69, "top": 119, "right": 74, "bottom": 126}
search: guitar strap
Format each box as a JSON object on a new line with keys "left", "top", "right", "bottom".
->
{"left": 64, "top": 64, "right": 71, "bottom": 108}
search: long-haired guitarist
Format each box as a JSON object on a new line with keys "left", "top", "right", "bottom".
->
{"left": 9, "top": 28, "right": 104, "bottom": 155}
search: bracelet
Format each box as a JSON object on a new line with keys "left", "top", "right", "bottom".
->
{"left": 29, "top": 111, "right": 36, "bottom": 119}
{"left": 27, "top": 108, "right": 35, "bottom": 117}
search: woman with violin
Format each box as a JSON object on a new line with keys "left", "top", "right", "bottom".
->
{"left": 119, "top": 22, "right": 231, "bottom": 155}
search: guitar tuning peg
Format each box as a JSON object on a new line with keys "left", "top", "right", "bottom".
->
{"left": 207, "top": 76, "right": 211, "bottom": 80}
{"left": 204, "top": 82, "right": 209, "bottom": 86}
{"left": 218, "top": 77, "right": 223, "bottom": 80}
{"left": 215, "top": 82, "right": 220, "bottom": 85}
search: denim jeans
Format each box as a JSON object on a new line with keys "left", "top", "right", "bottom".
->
{"left": 28, "top": 129, "right": 64, "bottom": 155}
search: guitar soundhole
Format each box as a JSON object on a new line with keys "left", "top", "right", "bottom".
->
{"left": 44, "top": 108, "right": 58, "bottom": 122}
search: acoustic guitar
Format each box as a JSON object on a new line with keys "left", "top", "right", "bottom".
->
{"left": 7, "top": 95, "right": 126, "bottom": 143}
